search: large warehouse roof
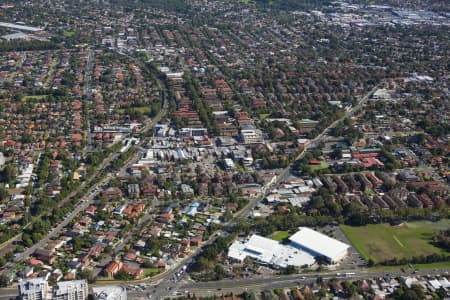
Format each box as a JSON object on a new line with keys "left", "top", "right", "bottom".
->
{"left": 0, "top": 22, "right": 43, "bottom": 32}
{"left": 228, "top": 234, "right": 315, "bottom": 268}
{"left": 289, "top": 227, "right": 349, "bottom": 262}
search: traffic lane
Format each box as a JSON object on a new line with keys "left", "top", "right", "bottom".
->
{"left": 129, "top": 268, "right": 448, "bottom": 299}
{"left": 14, "top": 196, "right": 94, "bottom": 262}
{"left": 179, "top": 268, "right": 447, "bottom": 292}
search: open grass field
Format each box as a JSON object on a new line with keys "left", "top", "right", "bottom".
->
{"left": 22, "top": 95, "right": 48, "bottom": 101}
{"left": 309, "top": 161, "right": 329, "bottom": 171}
{"left": 341, "top": 220, "right": 450, "bottom": 263}
{"left": 115, "top": 107, "right": 151, "bottom": 115}
{"left": 271, "top": 231, "right": 290, "bottom": 242}
{"left": 369, "top": 261, "right": 450, "bottom": 273}
{"left": 63, "top": 30, "right": 76, "bottom": 37}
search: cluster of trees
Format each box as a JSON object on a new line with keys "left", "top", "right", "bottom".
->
{"left": 112, "top": 0, "right": 190, "bottom": 13}
{"left": 190, "top": 234, "right": 236, "bottom": 280}
{"left": 0, "top": 274, "right": 10, "bottom": 287}
{"left": 248, "top": 210, "right": 336, "bottom": 237}
{"left": 60, "top": 70, "right": 76, "bottom": 86}
{"left": 380, "top": 146, "right": 402, "bottom": 170}
{"left": 259, "top": 120, "right": 300, "bottom": 142}
{"left": 379, "top": 253, "right": 450, "bottom": 267}
{"left": 328, "top": 162, "right": 365, "bottom": 174}
{"left": 260, "top": 155, "right": 291, "bottom": 170}
{"left": 85, "top": 143, "right": 122, "bottom": 166}
{"left": 0, "top": 187, "right": 8, "bottom": 202}
{"left": 390, "top": 284, "right": 426, "bottom": 300}
{"left": 418, "top": 119, "right": 450, "bottom": 137}
{"left": 0, "top": 223, "right": 18, "bottom": 244}
{"left": 0, "top": 40, "right": 58, "bottom": 52}
{"left": 115, "top": 269, "right": 134, "bottom": 280}
{"left": 254, "top": 0, "right": 331, "bottom": 10}
{"left": 295, "top": 151, "right": 327, "bottom": 176}
{"left": 0, "top": 164, "right": 17, "bottom": 187}
{"left": 184, "top": 76, "right": 220, "bottom": 135}
{"left": 432, "top": 229, "right": 450, "bottom": 251}
{"left": 330, "top": 118, "right": 363, "bottom": 142}
{"left": 72, "top": 236, "right": 92, "bottom": 252}
{"left": 104, "top": 148, "right": 137, "bottom": 174}
{"left": 143, "top": 237, "right": 165, "bottom": 259}
{"left": 36, "top": 152, "right": 52, "bottom": 187}
{"left": 120, "top": 99, "right": 162, "bottom": 121}
{"left": 22, "top": 218, "right": 52, "bottom": 246}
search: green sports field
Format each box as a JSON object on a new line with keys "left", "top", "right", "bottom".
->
{"left": 341, "top": 220, "right": 450, "bottom": 263}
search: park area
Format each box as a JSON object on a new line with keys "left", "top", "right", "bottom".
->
{"left": 341, "top": 220, "right": 450, "bottom": 263}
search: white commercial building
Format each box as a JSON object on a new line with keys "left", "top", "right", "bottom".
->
{"left": 0, "top": 22, "right": 43, "bottom": 32}
{"left": 240, "top": 125, "right": 263, "bottom": 144}
{"left": 52, "top": 280, "right": 88, "bottom": 300}
{"left": 223, "top": 158, "right": 236, "bottom": 170}
{"left": 289, "top": 227, "right": 350, "bottom": 263}
{"left": 93, "top": 286, "right": 127, "bottom": 300}
{"left": 228, "top": 234, "right": 316, "bottom": 268}
{"left": 19, "top": 278, "right": 50, "bottom": 300}
{"left": 16, "top": 163, "right": 34, "bottom": 188}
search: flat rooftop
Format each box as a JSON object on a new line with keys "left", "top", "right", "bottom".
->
{"left": 228, "top": 234, "right": 315, "bottom": 268}
{"left": 0, "top": 22, "right": 43, "bottom": 32}
{"left": 289, "top": 227, "right": 350, "bottom": 261}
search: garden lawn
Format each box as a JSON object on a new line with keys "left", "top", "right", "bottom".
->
{"left": 271, "top": 231, "right": 290, "bottom": 242}
{"left": 369, "top": 261, "right": 450, "bottom": 272}
{"left": 340, "top": 220, "right": 450, "bottom": 263}
{"left": 115, "top": 107, "right": 151, "bottom": 114}
{"left": 144, "top": 268, "right": 161, "bottom": 277}
{"left": 22, "top": 95, "right": 48, "bottom": 101}
{"left": 309, "top": 161, "right": 329, "bottom": 171}
{"left": 63, "top": 30, "right": 76, "bottom": 37}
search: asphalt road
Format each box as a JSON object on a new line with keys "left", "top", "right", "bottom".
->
{"left": 1, "top": 151, "right": 117, "bottom": 261}
{"left": 5, "top": 266, "right": 442, "bottom": 300}
{"left": 14, "top": 181, "right": 105, "bottom": 262}
{"left": 124, "top": 267, "right": 450, "bottom": 300}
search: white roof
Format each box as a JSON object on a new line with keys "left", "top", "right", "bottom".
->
{"left": 404, "top": 277, "right": 419, "bottom": 288}
{"left": 0, "top": 22, "right": 43, "bottom": 32}
{"left": 228, "top": 234, "right": 315, "bottom": 268}
{"left": 439, "top": 278, "right": 450, "bottom": 289}
{"left": 428, "top": 279, "right": 442, "bottom": 289}
{"left": 289, "top": 227, "right": 349, "bottom": 261}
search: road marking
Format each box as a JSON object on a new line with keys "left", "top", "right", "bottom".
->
{"left": 393, "top": 235, "right": 404, "bottom": 248}
{"left": 191, "top": 282, "right": 263, "bottom": 291}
